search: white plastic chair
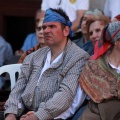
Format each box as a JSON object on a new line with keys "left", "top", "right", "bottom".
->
{"left": 0, "top": 64, "right": 22, "bottom": 90}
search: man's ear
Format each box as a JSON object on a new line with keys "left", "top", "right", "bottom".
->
{"left": 63, "top": 26, "right": 70, "bottom": 37}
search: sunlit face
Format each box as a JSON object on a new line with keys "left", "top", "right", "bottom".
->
{"left": 89, "top": 21, "right": 105, "bottom": 46}
{"left": 42, "top": 22, "right": 69, "bottom": 47}
{"left": 81, "top": 14, "right": 94, "bottom": 34}
{"left": 36, "top": 19, "right": 45, "bottom": 45}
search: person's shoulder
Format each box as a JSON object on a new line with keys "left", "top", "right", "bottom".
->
{"left": 0, "top": 36, "right": 12, "bottom": 50}
{"left": 85, "top": 58, "right": 100, "bottom": 67}
{"left": 0, "top": 36, "right": 6, "bottom": 46}
{"left": 70, "top": 40, "right": 90, "bottom": 56}
{"left": 64, "top": 40, "right": 90, "bottom": 63}
{"left": 5, "top": 41, "right": 13, "bottom": 51}
{"left": 33, "top": 46, "right": 49, "bottom": 54}
{"left": 26, "top": 32, "right": 36, "bottom": 38}
{"left": 23, "top": 46, "right": 49, "bottom": 65}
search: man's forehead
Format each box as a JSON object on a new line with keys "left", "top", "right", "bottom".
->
{"left": 43, "top": 22, "right": 61, "bottom": 26}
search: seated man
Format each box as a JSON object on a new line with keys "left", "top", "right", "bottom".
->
{"left": 4, "top": 8, "right": 89, "bottom": 120}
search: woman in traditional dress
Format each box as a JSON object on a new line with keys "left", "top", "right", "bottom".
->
{"left": 78, "top": 21, "right": 120, "bottom": 120}
{"left": 86, "top": 15, "right": 110, "bottom": 46}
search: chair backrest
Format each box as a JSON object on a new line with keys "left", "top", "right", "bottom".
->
{"left": 0, "top": 64, "right": 22, "bottom": 90}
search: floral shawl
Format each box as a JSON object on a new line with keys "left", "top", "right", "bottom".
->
{"left": 79, "top": 54, "right": 120, "bottom": 103}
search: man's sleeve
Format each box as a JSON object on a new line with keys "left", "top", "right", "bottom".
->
{"left": 4, "top": 55, "right": 32, "bottom": 116}
{"left": 34, "top": 53, "right": 89, "bottom": 120}
{"left": 41, "top": 0, "right": 49, "bottom": 11}
{"left": 5, "top": 42, "right": 13, "bottom": 64}
{"left": 104, "top": 0, "right": 110, "bottom": 18}
{"left": 110, "top": 0, "right": 120, "bottom": 20}
{"left": 77, "top": 0, "right": 89, "bottom": 10}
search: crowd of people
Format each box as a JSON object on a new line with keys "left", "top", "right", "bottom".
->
{"left": 0, "top": 0, "right": 120, "bottom": 120}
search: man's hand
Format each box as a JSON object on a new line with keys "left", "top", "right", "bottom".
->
{"left": 20, "top": 111, "right": 38, "bottom": 120}
{"left": 5, "top": 113, "right": 16, "bottom": 120}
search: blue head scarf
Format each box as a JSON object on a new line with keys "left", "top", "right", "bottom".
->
{"left": 43, "top": 8, "right": 73, "bottom": 37}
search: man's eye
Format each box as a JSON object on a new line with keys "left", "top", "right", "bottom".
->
{"left": 49, "top": 25, "right": 55, "bottom": 28}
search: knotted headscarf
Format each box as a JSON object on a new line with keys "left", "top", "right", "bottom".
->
{"left": 91, "top": 21, "right": 120, "bottom": 60}
{"left": 115, "top": 14, "right": 120, "bottom": 21}
{"left": 43, "top": 8, "right": 73, "bottom": 37}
